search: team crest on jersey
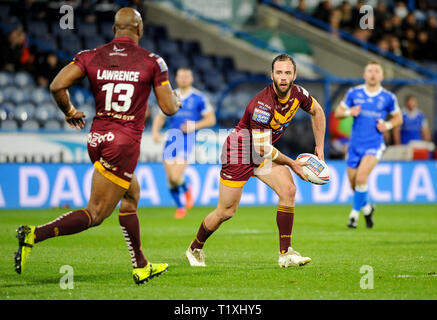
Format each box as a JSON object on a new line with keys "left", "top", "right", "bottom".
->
{"left": 109, "top": 44, "right": 127, "bottom": 56}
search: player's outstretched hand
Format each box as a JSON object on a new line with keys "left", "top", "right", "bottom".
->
{"left": 289, "top": 159, "right": 309, "bottom": 182}
{"left": 350, "top": 105, "right": 361, "bottom": 117}
{"left": 173, "top": 90, "right": 182, "bottom": 109}
{"left": 65, "top": 110, "right": 85, "bottom": 130}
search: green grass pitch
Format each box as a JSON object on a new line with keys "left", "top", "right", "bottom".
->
{"left": 0, "top": 204, "right": 436, "bottom": 300}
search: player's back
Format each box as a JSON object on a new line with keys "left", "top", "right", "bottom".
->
{"left": 72, "top": 37, "right": 169, "bottom": 138}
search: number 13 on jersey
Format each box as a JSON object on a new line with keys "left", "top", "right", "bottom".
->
{"left": 102, "top": 82, "right": 134, "bottom": 112}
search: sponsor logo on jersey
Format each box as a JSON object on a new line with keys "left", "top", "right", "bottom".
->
{"left": 87, "top": 132, "right": 115, "bottom": 147}
{"left": 109, "top": 44, "right": 127, "bottom": 56}
{"left": 252, "top": 107, "right": 271, "bottom": 124}
{"left": 156, "top": 57, "right": 168, "bottom": 72}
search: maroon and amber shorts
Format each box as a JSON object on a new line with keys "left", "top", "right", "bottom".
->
{"left": 87, "top": 128, "right": 140, "bottom": 189}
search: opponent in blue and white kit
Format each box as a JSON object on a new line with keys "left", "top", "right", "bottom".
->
{"left": 393, "top": 95, "right": 431, "bottom": 145}
{"left": 152, "top": 67, "right": 216, "bottom": 218}
{"left": 335, "top": 61, "right": 403, "bottom": 228}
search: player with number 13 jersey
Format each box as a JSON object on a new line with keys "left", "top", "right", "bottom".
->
{"left": 73, "top": 37, "right": 169, "bottom": 188}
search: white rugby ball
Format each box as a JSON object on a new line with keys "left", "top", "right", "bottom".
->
{"left": 296, "top": 153, "right": 330, "bottom": 185}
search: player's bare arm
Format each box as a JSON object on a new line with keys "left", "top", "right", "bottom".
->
{"left": 307, "top": 99, "right": 326, "bottom": 160}
{"left": 181, "top": 110, "right": 216, "bottom": 133}
{"left": 152, "top": 113, "right": 166, "bottom": 143}
{"left": 334, "top": 103, "right": 361, "bottom": 119}
{"left": 252, "top": 130, "right": 308, "bottom": 181}
{"left": 376, "top": 110, "right": 403, "bottom": 132}
{"left": 154, "top": 83, "right": 181, "bottom": 116}
{"left": 49, "top": 63, "right": 86, "bottom": 130}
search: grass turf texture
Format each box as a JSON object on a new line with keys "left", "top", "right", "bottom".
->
{"left": 0, "top": 205, "right": 436, "bottom": 300}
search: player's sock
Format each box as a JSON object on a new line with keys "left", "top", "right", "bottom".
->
{"left": 119, "top": 210, "right": 148, "bottom": 268}
{"left": 34, "top": 209, "right": 92, "bottom": 243}
{"left": 179, "top": 180, "right": 188, "bottom": 193}
{"left": 276, "top": 205, "right": 294, "bottom": 254}
{"left": 362, "top": 203, "right": 373, "bottom": 216}
{"left": 353, "top": 184, "right": 368, "bottom": 212}
{"left": 190, "top": 220, "right": 213, "bottom": 250}
{"left": 169, "top": 186, "right": 184, "bottom": 208}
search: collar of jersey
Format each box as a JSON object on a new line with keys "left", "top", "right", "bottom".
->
{"left": 112, "top": 37, "right": 137, "bottom": 45}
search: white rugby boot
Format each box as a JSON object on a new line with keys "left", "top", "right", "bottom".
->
{"left": 278, "top": 247, "right": 311, "bottom": 267}
{"left": 186, "top": 246, "right": 206, "bottom": 267}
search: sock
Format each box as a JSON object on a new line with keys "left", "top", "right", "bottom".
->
{"left": 179, "top": 181, "right": 188, "bottom": 193}
{"left": 119, "top": 210, "right": 147, "bottom": 268}
{"left": 190, "top": 220, "right": 214, "bottom": 250}
{"left": 362, "top": 204, "right": 373, "bottom": 216}
{"left": 169, "top": 186, "right": 184, "bottom": 208}
{"left": 34, "top": 209, "right": 92, "bottom": 243}
{"left": 277, "top": 205, "right": 294, "bottom": 254}
{"left": 349, "top": 209, "right": 359, "bottom": 220}
{"left": 353, "top": 184, "right": 368, "bottom": 212}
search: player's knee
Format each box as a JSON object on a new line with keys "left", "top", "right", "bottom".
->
{"left": 86, "top": 205, "right": 110, "bottom": 227}
{"left": 218, "top": 205, "right": 237, "bottom": 222}
{"left": 355, "top": 174, "right": 368, "bottom": 187}
{"left": 276, "top": 183, "right": 296, "bottom": 202}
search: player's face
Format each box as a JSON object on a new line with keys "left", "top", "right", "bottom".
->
{"left": 363, "top": 64, "right": 384, "bottom": 86}
{"left": 271, "top": 60, "right": 296, "bottom": 96}
{"left": 176, "top": 70, "right": 193, "bottom": 89}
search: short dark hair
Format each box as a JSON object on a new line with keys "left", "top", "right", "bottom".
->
{"left": 272, "top": 54, "right": 296, "bottom": 73}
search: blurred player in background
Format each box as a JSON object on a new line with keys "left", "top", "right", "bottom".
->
{"left": 335, "top": 61, "right": 402, "bottom": 229}
{"left": 14, "top": 8, "right": 181, "bottom": 284}
{"left": 186, "top": 54, "right": 326, "bottom": 268}
{"left": 393, "top": 95, "right": 431, "bottom": 145}
{"left": 152, "top": 67, "right": 216, "bottom": 219}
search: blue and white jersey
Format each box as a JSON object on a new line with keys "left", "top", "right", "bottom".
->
{"left": 400, "top": 108, "right": 428, "bottom": 144}
{"left": 341, "top": 85, "right": 400, "bottom": 146}
{"left": 165, "top": 88, "right": 213, "bottom": 133}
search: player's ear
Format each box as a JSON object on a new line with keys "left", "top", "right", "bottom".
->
{"left": 112, "top": 24, "right": 116, "bottom": 35}
{"left": 270, "top": 71, "right": 273, "bottom": 81}
{"left": 293, "top": 71, "right": 297, "bottom": 81}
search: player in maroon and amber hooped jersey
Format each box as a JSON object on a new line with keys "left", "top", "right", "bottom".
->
{"left": 186, "top": 54, "right": 326, "bottom": 268}
{"left": 14, "top": 8, "right": 181, "bottom": 284}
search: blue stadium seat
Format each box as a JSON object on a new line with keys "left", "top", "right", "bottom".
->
{"left": 0, "top": 102, "right": 15, "bottom": 119}
{"left": 27, "top": 20, "right": 49, "bottom": 38}
{"left": 192, "top": 54, "right": 214, "bottom": 72}
{"left": 139, "top": 38, "right": 157, "bottom": 52}
{"left": 180, "top": 41, "right": 201, "bottom": 55}
{"left": 0, "top": 108, "right": 7, "bottom": 121}
{"left": 170, "top": 54, "right": 191, "bottom": 70}
{"left": 0, "top": 72, "right": 13, "bottom": 87}
{"left": 77, "top": 22, "right": 98, "bottom": 37}
{"left": 99, "top": 21, "right": 115, "bottom": 41}
{"left": 146, "top": 25, "right": 168, "bottom": 41}
{"left": 215, "top": 56, "right": 235, "bottom": 71}
{"left": 21, "top": 119, "right": 40, "bottom": 130}
{"left": 0, "top": 119, "right": 18, "bottom": 130}
{"left": 14, "top": 103, "right": 36, "bottom": 122}
{"left": 72, "top": 89, "right": 93, "bottom": 105}
{"left": 59, "top": 34, "right": 82, "bottom": 55}
{"left": 44, "top": 119, "right": 62, "bottom": 130}
{"left": 84, "top": 35, "right": 105, "bottom": 50}
{"left": 157, "top": 39, "right": 179, "bottom": 57}
{"left": 202, "top": 70, "right": 226, "bottom": 92}
{"left": 78, "top": 104, "right": 95, "bottom": 119}
{"left": 2, "top": 86, "right": 18, "bottom": 102}
{"left": 14, "top": 72, "right": 34, "bottom": 88}
{"left": 31, "top": 87, "right": 51, "bottom": 105}
{"left": 35, "top": 102, "right": 57, "bottom": 122}
{"left": 10, "top": 88, "right": 31, "bottom": 105}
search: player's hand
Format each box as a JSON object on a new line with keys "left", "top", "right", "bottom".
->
{"left": 314, "top": 146, "right": 325, "bottom": 161}
{"left": 376, "top": 119, "right": 390, "bottom": 132}
{"left": 65, "top": 110, "right": 85, "bottom": 130}
{"left": 289, "top": 159, "right": 309, "bottom": 182}
{"left": 350, "top": 105, "right": 361, "bottom": 117}
{"left": 181, "top": 121, "right": 196, "bottom": 134}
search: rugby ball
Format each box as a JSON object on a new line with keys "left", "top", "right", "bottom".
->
{"left": 296, "top": 153, "right": 330, "bottom": 185}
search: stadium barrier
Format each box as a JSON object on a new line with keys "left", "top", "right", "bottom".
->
{"left": 0, "top": 161, "right": 435, "bottom": 209}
